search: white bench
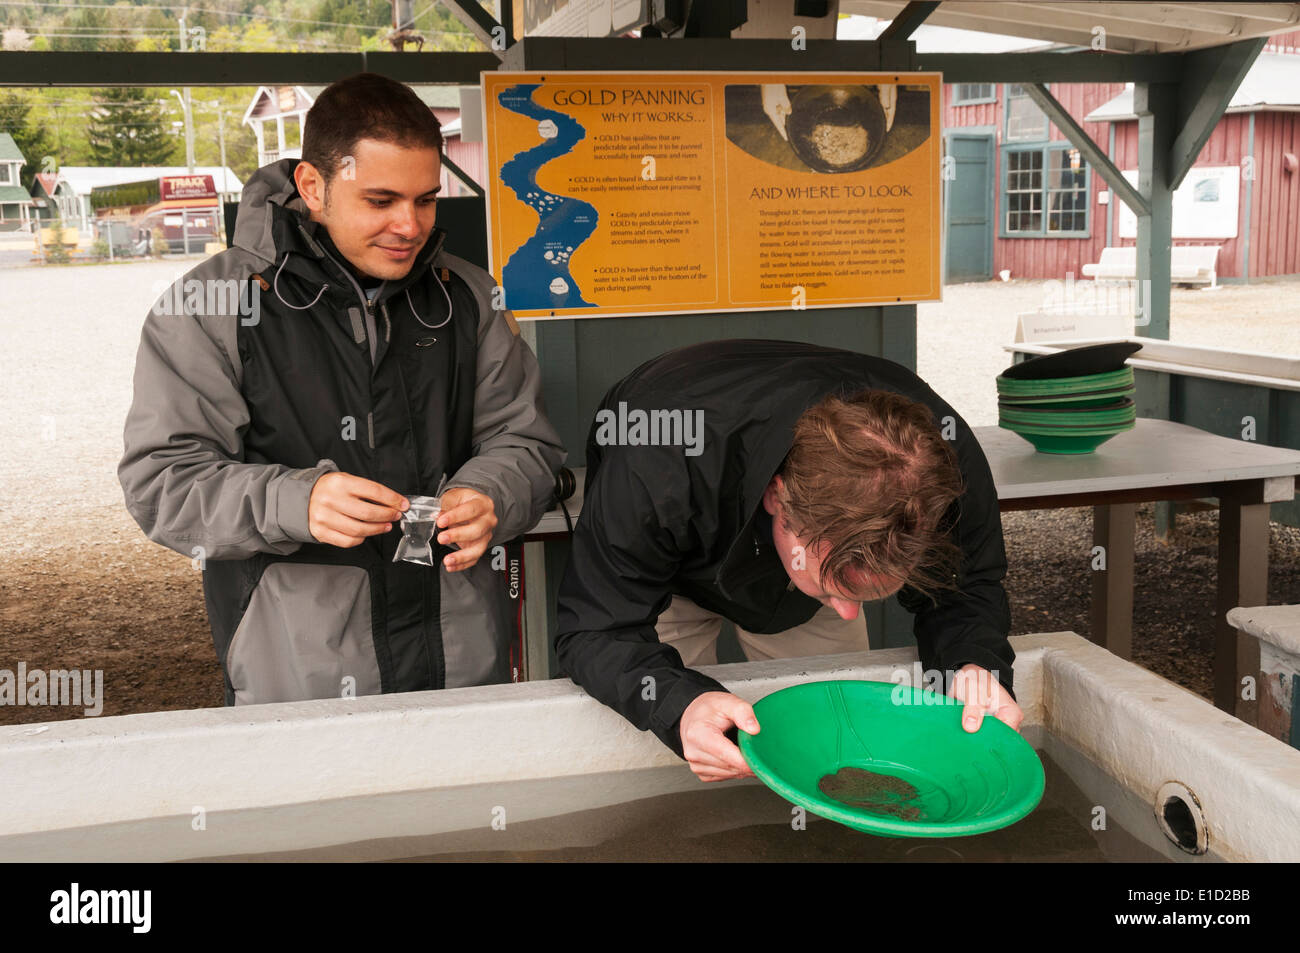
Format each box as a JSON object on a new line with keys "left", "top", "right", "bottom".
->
{"left": 1081, "top": 245, "right": 1220, "bottom": 288}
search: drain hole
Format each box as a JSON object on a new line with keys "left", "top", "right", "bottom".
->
{"left": 1154, "top": 781, "right": 1208, "bottom": 855}
{"left": 1161, "top": 797, "right": 1198, "bottom": 851}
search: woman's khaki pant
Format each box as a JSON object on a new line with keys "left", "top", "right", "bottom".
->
{"left": 656, "top": 593, "right": 870, "bottom": 666}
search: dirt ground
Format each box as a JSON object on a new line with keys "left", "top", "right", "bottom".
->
{"left": 2, "top": 501, "right": 1296, "bottom": 724}
{"left": 0, "top": 543, "right": 223, "bottom": 721}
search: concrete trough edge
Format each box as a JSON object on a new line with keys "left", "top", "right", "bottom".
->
{"left": 0, "top": 640, "right": 1038, "bottom": 838}
{"left": 1038, "top": 633, "right": 1300, "bottom": 862}
{"left": 3, "top": 631, "right": 1300, "bottom": 862}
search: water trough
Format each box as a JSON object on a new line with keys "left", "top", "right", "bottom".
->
{"left": 2, "top": 632, "right": 1298, "bottom": 861}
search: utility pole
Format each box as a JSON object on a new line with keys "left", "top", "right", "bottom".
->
{"left": 169, "top": 88, "right": 195, "bottom": 171}
{"left": 177, "top": 13, "right": 196, "bottom": 171}
{"left": 216, "top": 103, "right": 228, "bottom": 200}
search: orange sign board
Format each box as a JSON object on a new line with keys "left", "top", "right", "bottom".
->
{"left": 483, "top": 71, "right": 942, "bottom": 319}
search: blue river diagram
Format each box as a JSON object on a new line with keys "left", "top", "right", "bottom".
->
{"left": 497, "top": 84, "right": 599, "bottom": 311}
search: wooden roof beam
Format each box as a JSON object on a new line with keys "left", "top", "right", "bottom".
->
{"left": 1032, "top": 2, "right": 1255, "bottom": 37}
{"left": 1177, "top": 4, "right": 1300, "bottom": 25}
{"left": 1170, "top": 37, "right": 1268, "bottom": 189}
{"left": 1022, "top": 81, "right": 1150, "bottom": 216}
{"left": 877, "top": 1, "right": 941, "bottom": 41}
{"left": 0, "top": 50, "right": 498, "bottom": 87}
{"left": 916, "top": 50, "right": 1178, "bottom": 83}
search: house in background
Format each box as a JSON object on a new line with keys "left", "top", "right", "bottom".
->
{"left": 242, "top": 84, "right": 312, "bottom": 167}
{"left": 0, "top": 132, "right": 35, "bottom": 230}
{"left": 34, "top": 166, "right": 243, "bottom": 231}
{"left": 943, "top": 29, "right": 1300, "bottom": 283}
{"left": 242, "top": 84, "right": 483, "bottom": 198}
{"left": 29, "top": 171, "right": 79, "bottom": 225}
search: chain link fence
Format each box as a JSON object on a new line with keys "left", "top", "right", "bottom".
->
{"left": 1, "top": 209, "right": 220, "bottom": 267}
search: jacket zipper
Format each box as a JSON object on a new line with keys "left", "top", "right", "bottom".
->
{"left": 307, "top": 227, "right": 386, "bottom": 338}
{"left": 303, "top": 224, "right": 447, "bottom": 345}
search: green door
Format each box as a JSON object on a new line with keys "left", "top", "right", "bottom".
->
{"left": 944, "top": 131, "right": 994, "bottom": 284}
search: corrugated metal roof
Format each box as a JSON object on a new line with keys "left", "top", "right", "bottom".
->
{"left": 1085, "top": 50, "right": 1300, "bottom": 120}
{"left": 842, "top": 1, "right": 1300, "bottom": 53}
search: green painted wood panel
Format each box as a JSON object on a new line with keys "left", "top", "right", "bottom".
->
{"left": 532, "top": 304, "right": 923, "bottom": 670}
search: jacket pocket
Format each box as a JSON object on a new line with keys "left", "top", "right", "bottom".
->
{"left": 226, "top": 562, "right": 382, "bottom": 705}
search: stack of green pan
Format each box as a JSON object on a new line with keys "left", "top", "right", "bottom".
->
{"left": 997, "top": 367, "right": 1137, "bottom": 454}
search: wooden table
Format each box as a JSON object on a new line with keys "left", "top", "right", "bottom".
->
{"left": 525, "top": 418, "right": 1300, "bottom": 722}
{"left": 976, "top": 418, "right": 1300, "bottom": 722}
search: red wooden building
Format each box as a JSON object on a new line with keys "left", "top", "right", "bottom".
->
{"left": 942, "top": 30, "right": 1300, "bottom": 283}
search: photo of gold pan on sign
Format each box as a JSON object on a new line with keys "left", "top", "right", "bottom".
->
{"left": 725, "top": 83, "right": 932, "bottom": 175}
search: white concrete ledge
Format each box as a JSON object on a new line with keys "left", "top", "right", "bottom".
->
{"left": 1227, "top": 604, "right": 1300, "bottom": 655}
{"left": 0, "top": 643, "right": 960, "bottom": 839}
{"left": 3, "top": 632, "right": 1300, "bottom": 861}
{"left": 1034, "top": 631, "right": 1300, "bottom": 862}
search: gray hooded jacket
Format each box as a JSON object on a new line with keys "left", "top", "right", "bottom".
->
{"left": 118, "top": 158, "right": 565, "bottom": 704}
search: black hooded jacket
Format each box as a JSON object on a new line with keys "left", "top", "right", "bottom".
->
{"left": 555, "top": 339, "right": 1015, "bottom": 757}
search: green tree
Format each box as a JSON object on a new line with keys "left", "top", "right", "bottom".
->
{"left": 86, "top": 87, "right": 177, "bottom": 167}
{"left": 0, "top": 90, "right": 55, "bottom": 191}
{"left": 52, "top": 5, "right": 134, "bottom": 54}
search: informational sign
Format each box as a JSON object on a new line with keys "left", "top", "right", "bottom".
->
{"left": 482, "top": 71, "right": 942, "bottom": 319}
{"left": 1118, "top": 166, "right": 1240, "bottom": 239}
{"left": 1015, "top": 311, "right": 1133, "bottom": 343}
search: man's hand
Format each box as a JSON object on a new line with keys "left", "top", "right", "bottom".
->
{"left": 948, "top": 663, "right": 1023, "bottom": 734}
{"left": 436, "top": 487, "right": 498, "bottom": 572}
{"left": 308, "top": 472, "right": 406, "bottom": 548}
{"left": 679, "top": 691, "right": 760, "bottom": 783}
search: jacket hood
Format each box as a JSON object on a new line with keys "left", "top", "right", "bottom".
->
{"left": 232, "top": 158, "right": 306, "bottom": 263}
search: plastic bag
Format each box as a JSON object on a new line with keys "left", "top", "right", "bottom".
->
{"left": 392, "top": 494, "right": 442, "bottom": 566}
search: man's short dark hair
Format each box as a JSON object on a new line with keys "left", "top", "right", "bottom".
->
{"left": 301, "top": 73, "right": 443, "bottom": 186}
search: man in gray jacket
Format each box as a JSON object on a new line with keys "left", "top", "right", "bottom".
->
{"left": 119, "top": 73, "right": 565, "bottom": 705}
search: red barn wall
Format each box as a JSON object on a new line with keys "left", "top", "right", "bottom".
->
{"left": 1111, "top": 111, "right": 1300, "bottom": 279}
{"left": 431, "top": 106, "right": 487, "bottom": 199}
{"left": 943, "top": 72, "right": 1300, "bottom": 281}
{"left": 944, "top": 82, "right": 1124, "bottom": 281}
{"left": 1247, "top": 110, "right": 1300, "bottom": 278}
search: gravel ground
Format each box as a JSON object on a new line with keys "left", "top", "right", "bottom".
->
{"left": 0, "top": 258, "right": 197, "bottom": 558}
{"left": 0, "top": 259, "right": 1297, "bottom": 722}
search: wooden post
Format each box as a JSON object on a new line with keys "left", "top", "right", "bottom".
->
{"left": 1091, "top": 503, "right": 1136, "bottom": 659}
{"left": 1216, "top": 485, "right": 1270, "bottom": 725}
{"left": 1134, "top": 82, "right": 1177, "bottom": 540}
